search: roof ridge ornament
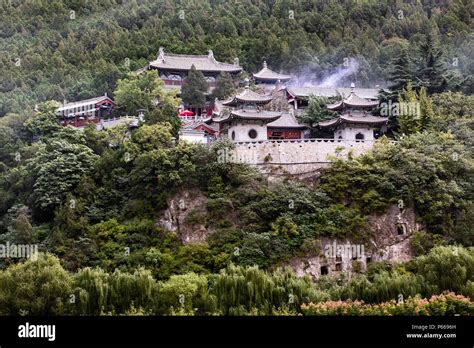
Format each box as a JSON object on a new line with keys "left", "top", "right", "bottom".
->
{"left": 158, "top": 47, "right": 165, "bottom": 62}
{"left": 208, "top": 49, "right": 215, "bottom": 62}
{"left": 350, "top": 82, "right": 355, "bottom": 93}
{"left": 244, "top": 78, "right": 250, "bottom": 89}
{"left": 263, "top": 61, "right": 267, "bottom": 69}
{"left": 233, "top": 57, "right": 239, "bottom": 67}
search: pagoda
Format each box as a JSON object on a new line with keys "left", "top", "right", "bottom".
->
{"left": 213, "top": 83, "right": 282, "bottom": 142}
{"left": 319, "top": 83, "right": 387, "bottom": 141}
{"left": 253, "top": 61, "right": 291, "bottom": 86}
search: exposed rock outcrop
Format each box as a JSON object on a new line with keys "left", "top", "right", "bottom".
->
{"left": 286, "top": 204, "right": 420, "bottom": 281}
{"left": 156, "top": 189, "right": 213, "bottom": 244}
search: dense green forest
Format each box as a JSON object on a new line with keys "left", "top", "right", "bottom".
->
{"left": 0, "top": 0, "right": 473, "bottom": 115}
{"left": 0, "top": 0, "right": 473, "bottom": 315}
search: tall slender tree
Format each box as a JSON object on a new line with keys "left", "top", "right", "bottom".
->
{"left": 417, "top": 36, "right": 449, "bottom": 94}
{"left": 211, "top": 72, "right": 235, "bottom": 101}
{"left": 181, "top": 65, "right": 208, "bottom": 111}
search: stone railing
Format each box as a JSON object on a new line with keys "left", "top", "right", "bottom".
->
{"left": 233, "top": 138, "right": 375, "bottom": 145}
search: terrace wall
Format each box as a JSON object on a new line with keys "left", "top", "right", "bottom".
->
{"left": 230, "top": 138, "right": 376, "bottom": 175}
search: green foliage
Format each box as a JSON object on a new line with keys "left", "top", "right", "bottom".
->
{"left": 73, "top": 266, "right": 156, "bottom": 315}
{"left": 299, "top": 96, "right": 337, "bottom": 125}
{"left": 156, "top": 272, "right": 212, "bottom": 315}
{"left": 0, "top": 247, "right": 472, "bottom": 315}
{"left": 320, "top": 132, "right": 473, "bottom": 235}
{"left": 0, "top": 253, "right": 73, "bottom": 315}
{"left": 410, "top": 230, "right": 446, "bottom": 256}
{"left": 411, "top": 246, "right": 474, "bottom": 296}
{"left": 211, "top": 72, "right": 235, "bottom": 101}
{"left": 114, "top": 71, "right": 166, "bottom": 115}
{"left": 209, "top": 265, "right": 329, "bottom": 315}
{"left": 24, "top": 101, "right": 61, "bottom": 139}
{"left": 181, "top": 65, "right": 207, "bottom": 109}
{"left": 28, "top": 129, "right": 99, "bottom": 211}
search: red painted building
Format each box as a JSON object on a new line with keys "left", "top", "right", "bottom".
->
{"left": 57, "top": 94, "right": 115, "bottom": 127}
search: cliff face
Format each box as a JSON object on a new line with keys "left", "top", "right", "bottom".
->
{"left": 156, "top": 187, "right": 420, "bottom": 280}
{"left": 156, "top": 189, "right": 213, "bottom": 244}
{"left": 285, "top": 204, "right": 419, "bottom": 280}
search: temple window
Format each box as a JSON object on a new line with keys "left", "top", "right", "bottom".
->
{"left": 355, "top": 132, "right": 365, "bottom": 140}
{"left": 320, "top": 266, "right": 328, "bottom": 275}
{"left": 248, "top": 129, "right": 258, "bottom": 139}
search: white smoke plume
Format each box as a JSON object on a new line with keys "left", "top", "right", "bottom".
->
{"left": 318, "top": 59, "right": 359, "bottom": 87}
{"left": 289, "top": 58, "right": 360, "bottom": 87}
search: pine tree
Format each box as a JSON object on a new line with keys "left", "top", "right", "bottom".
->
{"left": 181, "top": 65, "right": 208, "bottom": 110}
{"left": 397, "top": 82, "right": 421, "bottom": 135}
{"left": 13, "top": 213, "right": 34, "bottom": 244}
{"left": 418, "top": 87, "right": 434, "bottom": 131}
{"left": 417, "top": 36, "right": 449, "bottom": 94}
{"left": 385, "top": 47, "right": 413, "bottom": 100}
{"left": 211, "top": 72, "right": 235, "bottom": 101}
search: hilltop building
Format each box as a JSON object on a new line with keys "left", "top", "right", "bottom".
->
{"left": 56, "top": 94, "right": 115, "bottom": 128}
{"left": 214, "top": 85, "right": 281, "bottom": 142}
{"left": 318, "top": 84, "right": 387, "bottom": 141}
{"left": 283, "top": 85, "right": 379, "bottom": 110}
{"left": 253, "top": 61, "right": 291, "bottom": 87}
{"left": 209, "top": 83, "right": 307, "bottom": 142}
{"left": 148, "top": 47, "right": 242, "bottom": 92}
{"left": 266, "top": 110, "right": 307, "bottom": 140}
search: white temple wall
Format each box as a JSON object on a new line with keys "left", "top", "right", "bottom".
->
{"left": 335, "top": 126, "right": 374, "bottom": 141}
{"left": 231, "top": 139, "right": 374, "bottom": 166}
{"left": 229, "top": 123, "right": 268, "bottom": 142}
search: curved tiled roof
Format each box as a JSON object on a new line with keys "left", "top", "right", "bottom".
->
{"left": 327, "top": 92, "right": 379, "bottom": 110}
{"left": 285, "top": 86, "right": 380, "bottom": 100}
{"left": 57, "top": 95, "right": 114, "bottom": 112}
{"left": 319, "top": 112, "right": 388, "bottom": 128}
{"left": 267, "top": 111, "right": 306, "bottom": 128}
{"left": 214, "top": 109, "right": 281, "bottom": 124}
{"left": 149, "top": 47, "right": 242, "bottom": 73}
{"left": 253, "top": 61, "right": 291, "bottom": 81}
{"left": 222, "top": 87, "right": 273, "bottom": 106}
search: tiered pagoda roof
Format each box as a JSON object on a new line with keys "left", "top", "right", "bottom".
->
{"left": 214, "top": 86, "right": 282, "bottom": 124}
{"left": 319, "top": 111, "right": 388, "bottom": 129}
{"left": 222, "top": 86, "right": 273, "bottom": 106}
{"left": 149, "top": 47, "right": 242, "bottom": 73}
{"left": 253, "top": 61, "right": 291, "bottom": 82}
